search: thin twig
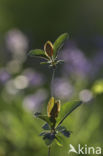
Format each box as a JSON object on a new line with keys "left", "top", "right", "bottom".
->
{"left": 51, "top": 68, "right": 55, "bottom": 97}
{"left": 48, "top": 146, "right": 51, "bottom": 156}
{"left": 56, "top": 101, "right": 82, "bottom": 128}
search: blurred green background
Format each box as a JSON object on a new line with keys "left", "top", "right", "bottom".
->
{"left": 0, "top": 0, "right": 103, "bottom": 156}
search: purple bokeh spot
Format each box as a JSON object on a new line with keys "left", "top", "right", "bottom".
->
{"left": 61, "top": 41, "right": 92, "bottom": 77}
{"left": 23, "top": 89, "right": 48, "bottom": 112}
{"left": 91, "top": 50, "right": 103, "bottom": 76}
{"left": 53, "top": 78, "right": 74, "bottom": 100}
{"left": 23, "top": 69, "right": 45, "bottom": 87}
{"left": 0, "top": 69, "right": 11, "bottom": 83}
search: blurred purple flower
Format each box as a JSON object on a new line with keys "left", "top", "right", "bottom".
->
{"left": 61, "top": 41, "right": 92, "bottom": 77}
{"left": 0, "top": 69, "right": 10, "bottom": 83}
{"left": 53, "top": 78, "right": 74, "bottom": 100}
{"left": 23, "top": 89, "right": 48, "bottom": 112}
{"left": 92, "top": 50, "right": 103, "bottom": 76}
{"left": 23, "top": 69, "right": 45, "bottom": 87}
{"left": 5, "top": 29, "right": 28, "bottom": 54}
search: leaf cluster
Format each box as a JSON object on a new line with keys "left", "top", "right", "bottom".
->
{"left": 34, "top": 99, "right": 82, "bottom": 147}
{"left": 28, "top": 33, "right": 69, "bottom": 68}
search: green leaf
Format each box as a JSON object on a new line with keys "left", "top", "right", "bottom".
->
{"left": 56, "top": 126, "right": 71, "bottom": 138}
{"left": 56, "top": 126, "right": 66, "bottom": 131}
{"left": 56, "top": 60, "right": 64, "bottom": 65}
{"left": 56, "top": 100, "right": 82, "bottom": 127}
{"left": 42, "top": 123, "right": 50, "bottom": 130}
{"left": 43, "top": 133, "right": 55, "bottom": 146}
{"left": 47, "top": 97, "right": 55, "bottom": 117}
{"left": 53, "top": 33, "right": 69, "bottom": 57}
{"left": 55, "top": 136, "right": 63, "bottom": 147}
{"left": 28, "top": 49, "right": 48, "bottom": 60}
{"left": 34, "top": 112, "right": 52, "bottom": 126}
{"left": 40, "top": 132, "right": 46, "bottom": 136}
{"left": 40, "top": 62, "right": 48, "bottom": 65}
{"left": 60, "top": 129, "right": 71, "bottom": 138}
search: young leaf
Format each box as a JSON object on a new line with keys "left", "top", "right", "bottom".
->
{"left": 44, "top": 41, "right": 53, "bottom": 57}
{"left": 40, "top": 62, "right": 48, "bottom": 65}
{"left": 40, "top": 132, "right": 46, "bottom": 136}
{"left": 53, "top": 33, "right": 69, "bottom": 57}
{"left": 55, "top": 136, "right": 63, "bottom": 147}
{"left": 60, "top": 129, "right": 71, "bottom": 138}
{"left": 50, "top": 100, "right": 61, "bottom": 118}
{"left": 56, "top": 126, "right": 66, "bottom": 132}
{"left": 34, "top": 112, "right": 51, "bottom": 126}
{"left": 56, "top": 60, "right": 64, "bottom": 64}
{"left": 28, "top": 49, "right": 48, "bottom": 60}
{"left": 56, "top": 126, "right": 71, "bottom": 137}
{"left": 42, "top": 123, "right": 50, "bottom": 130}
{"left": 47, "top": 97, "right": 55, "bottom": 117}
{"left": 47, "top": 97, "right": 61, "bottom": 119}
{"left": 43, "top": 133, "right": 55, "bottom": 146}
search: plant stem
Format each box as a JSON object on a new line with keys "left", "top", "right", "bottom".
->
{"left": 48, "top": 146, "right": 51, "bottom": 156}
{"left": 51, "top": 68, "right": 55, "bottom": 97}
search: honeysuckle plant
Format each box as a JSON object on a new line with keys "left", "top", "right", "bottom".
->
{"left": 28, "top": 33, "right": 83, "bottom": 156}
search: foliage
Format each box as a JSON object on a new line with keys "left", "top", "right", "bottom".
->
{"left": 29, "top": 33, "right": 69, "bottom": 68}
{"left": 35, "top": 97, "right": 82, "bottom": 147}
